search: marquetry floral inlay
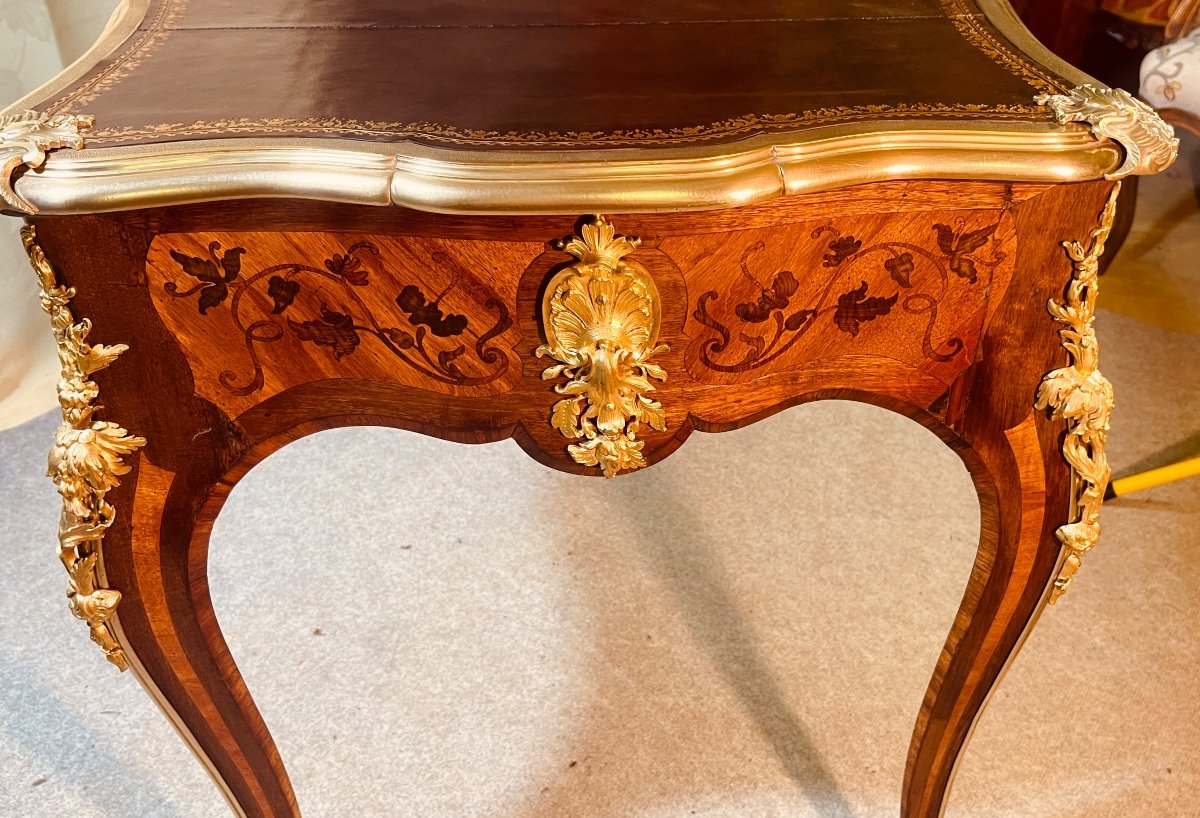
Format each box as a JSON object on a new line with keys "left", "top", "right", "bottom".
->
{"left": 163, "top": 240, "right": 512, "bottom": 395}
{"left": 692, "top": 216, "right": 1004, "bottom": 374}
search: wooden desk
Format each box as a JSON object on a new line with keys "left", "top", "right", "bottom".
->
{"left": 0, "top": 1, "right": 1177, "bottom": 816}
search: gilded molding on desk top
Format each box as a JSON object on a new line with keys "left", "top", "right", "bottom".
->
{"left": 24, "top": 224, "right": 145, "bottom": 669}
{"left": 0, "top": 110, "right": 92, "bottom": 213}
{"left": 1035, "top": 185, "right": 1119, "bottom": 604}
{"left": 1037, "top": 85, "right": 1179, "bottom": 178}
{"left": 0, "top": 3, "right": 1154, "bottom": 214}
{"left": 537, "top": 217, "right": 668, "bottom": 478}
{"left": 6, "top": 125, "right": 1124, "bottom": 216}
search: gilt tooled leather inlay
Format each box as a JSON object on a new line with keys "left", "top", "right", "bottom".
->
{"left": 677, "top": 209, "right": 1014, "bottom": 384}
{"left": 43, "top": 0, "right": 1070, "bottom": 149}
{"left": 145, "top": 232, "right": 526, "bottom": 416}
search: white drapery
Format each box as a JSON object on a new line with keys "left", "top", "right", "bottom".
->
{"left": 0, "top": 0, "right": 120, "bottom": 431}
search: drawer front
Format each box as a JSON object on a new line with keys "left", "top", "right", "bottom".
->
{"left": 143, "top": 208, "right": 1009, "bottom": 415}
{"left": 43, "top": 180, "right": 1062, "bottom": 476}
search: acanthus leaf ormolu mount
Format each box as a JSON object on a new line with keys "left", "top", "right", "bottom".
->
{"left": 537, "top": 217, "right": 668, "bottom": 478}
{"left": 1037, "top": 184, "right": 1120, "bottom": 603}
{"left": 23, "top": 224, "right": 145, "bottom": 670}
{"left": 0, "top": 110, "right": 92, "bottom": 212}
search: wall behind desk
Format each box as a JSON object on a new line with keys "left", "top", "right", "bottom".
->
{"left": 0, "top": 0, "right": 120, "bottom": 431}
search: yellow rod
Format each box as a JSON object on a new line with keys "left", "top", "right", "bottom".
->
{"left": 1110, "top": 457, "right": 1200, "bottom": 497}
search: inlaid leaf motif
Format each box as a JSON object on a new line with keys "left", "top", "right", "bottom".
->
{"left": 267, "top": 276, "right": 300, "bottom": 314}
{"left": 934, "top": 223, "right": 997, "bottom": 283}
{"left": 833, "top": 280, "right": 898, "bottom": 336}
{"left": 220, "top": 246, "right": 244, "bottom": 279}
{"left": 885, "top": 252, "right": 916, "bottom": 287}
{"left": 288, "top": 305, "right": 360, "bottom": 359}
{"left": 168, "top": 243, "right": 246, "bottom": 314}
{"left": 380, "top": 327, "right": 415, "bottom": 349}
{"left": 823, "top": 236, "right": 862, "bottom": 267}
{"left": 396, "top": 284, "right": 468, "bottom": 337}
{"left": 784, "top": 309, "right": 816, "bottom": 331}
{"left": 324, "top": 252, "right": 370, "bottom": 286}
{"left": 735, "top": 269, "right": 798, "bottom": 323}
{"left": 739, "top": 332, "right": 766, "bottom": 357}
{"left": 437, "top": 346, "right": 466, "bottom": 379}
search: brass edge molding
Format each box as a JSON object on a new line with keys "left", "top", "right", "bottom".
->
{"left": 11, "top": 126, "right": 1123, "bottom": 216}
{"left": 0, "top": 0, "right": 151, "bottom": 118}
{"left": 1036, "top": 85, "right": 1179, "bottom": 178}
{"left": 0, "top": 111, "right": 93, "bottom": 213}
{"left": 23, "top": 224, "right": 146, "bottom": 668}
{"left": 537, "top": 216, "right": 668, "bottom": 477}
{"left": 1035, "top": 184, "right": 1119, "bottom": 604}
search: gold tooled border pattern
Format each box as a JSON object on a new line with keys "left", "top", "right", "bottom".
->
{"left": 84, "top": 105, "right": 1044, "bottom": 149}
{"left": 939, "top": 0, "right": 1069, "bottom": 95}
{"left": 47, "top": 0, "right": 187, "bottom": 114}
{"left": 57, "top": 0, "right": 1067, "bottom": 147}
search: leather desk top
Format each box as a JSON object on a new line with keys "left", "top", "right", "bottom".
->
{"left": 33, "top": 0, "right": 1074, "bottom": 149}
{"left": 0, "top": 1, "right": 1171, "bottom": 214}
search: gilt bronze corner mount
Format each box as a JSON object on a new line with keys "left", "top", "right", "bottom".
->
{"left": 1, "top": 110, "right": 93, "bottom": 213}
{"left": 24, "top": 224, "right": 145, "bottom": 668}
{"left": 1037, "top": 85, "right": 1178, "bottom": 179}
{"left": 1035, "top": 184, "right": 1120, "bottom": 603}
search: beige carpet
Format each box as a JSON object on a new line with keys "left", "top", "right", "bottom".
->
{"left": 1, "top": 158, "right": 1197, "bottom": 817}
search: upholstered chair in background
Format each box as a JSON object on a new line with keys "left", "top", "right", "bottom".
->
{"left": 1141, "top": 0, "right": 1200, "bottom": 134}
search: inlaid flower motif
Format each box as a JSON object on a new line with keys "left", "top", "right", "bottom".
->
{"left": 823, "top": 235, "right": 862, "bottom": 267}
{"left": 885, "top": 252, "right": 916, "bottom": 287}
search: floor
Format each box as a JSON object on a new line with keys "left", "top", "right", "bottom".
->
{"left": 1, "top": 155, "right": 1198, "bottom": 817}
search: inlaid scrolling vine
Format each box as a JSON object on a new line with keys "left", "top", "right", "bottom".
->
{"left": 691, "top": 216, "right": 1006, "bottom": 374}
{"left": 163, "top": 240, "right": 513, "bottom": 395}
